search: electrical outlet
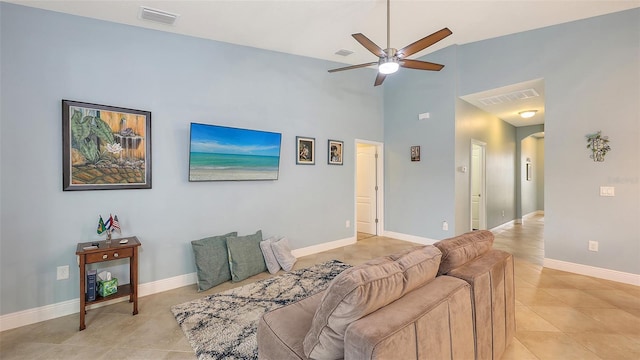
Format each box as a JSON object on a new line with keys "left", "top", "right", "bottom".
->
{"left": 345, "top": 220, "right": 350, "bottom": 228}
{"left": 588, "top": 241, "right": 599, "bottom": 252}
{"left": 442, "top": 221, "right": 448, "bottom": 231}
{"left": 502, "top": 210, "right": 505, "bottom": 217}
{"left": 57, "top": 265, "right": 69, "bottom": 280}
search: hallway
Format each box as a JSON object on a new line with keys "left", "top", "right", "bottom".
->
{"left": 493, "top": 213, "right": 545, "bottom": 265}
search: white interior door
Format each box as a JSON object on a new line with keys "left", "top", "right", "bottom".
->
{"left": 471, "top": 141, "right": 487, "bottom": 230}
{"left": 356, "top": 144, "right": 377, "bottom": 235}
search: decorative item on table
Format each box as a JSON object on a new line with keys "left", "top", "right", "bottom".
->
{"left": 86, "top": 269, "right": 97, "bottom": 301}
{"left": 97, "top": 271, "right": 118, "bottom": 297}
{"left": 586, "top": 131, "right": 611, "bottom": 162}
{"left": 97, "top": 214, "right": 122, "bottom": 244}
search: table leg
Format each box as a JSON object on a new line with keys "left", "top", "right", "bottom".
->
{"left": 131, "top": 246, "right": 138, "bottom": 315}
{"left": 79, "top": 255, "right": 86, "bottom": 331}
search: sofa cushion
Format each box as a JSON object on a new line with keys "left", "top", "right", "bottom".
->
{"left": 271, "top": 237, "right": 297, "bottom": 271}
{"left": 260, "top": 236, "right": 282, "bottom": 274}
{"left": 190, "top": 232, "right": 237, "bottom": 291}
{"left": 303, "top": 258, "right": 405, "bottom": 359}
{"left": 391, "top": 245, "right": 442, "bottom": 294}
{"left": 227, "top": 230, "right": 267, "bottom": 282}
{"left": 434, "top": 230, "right": 494, "bottom": 275}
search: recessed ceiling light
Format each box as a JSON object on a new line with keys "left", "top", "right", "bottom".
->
{"left": 519, "top": 110, "right": 537, "bottom": 119}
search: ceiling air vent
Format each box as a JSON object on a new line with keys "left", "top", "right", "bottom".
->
{"left": 478, "top": 88, "right": 540, "bottom": 106}
{"left": 139, "top": 6, "right": 179, "bottom": 25}
{"left": 335, "top": 49, "right": 354, "bottom": 57}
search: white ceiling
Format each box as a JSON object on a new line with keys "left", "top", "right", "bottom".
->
{"left": 6, "top": 0, "right": 638, "bottom": 128}
{"left": 7, "top": 0, "right": 639, "bottom": 66}
{"left": 461, "top": 78, "right": 545, "bottom": 128}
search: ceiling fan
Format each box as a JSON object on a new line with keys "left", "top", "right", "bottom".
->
{"left": 329, "top": 0, "right": 452, "bottom": 86}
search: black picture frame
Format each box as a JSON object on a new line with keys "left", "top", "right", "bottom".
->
{"left": 328, "top": 140, "right": 344, "bottom": 165}
{"left": 296, "top": 136, "right": 315, "bottom": 165}
{"left": 411, "top": 146, "right": 420, "bottom": 162}
{"left": 62, "top": 100, "right": 152, "bottom": 191}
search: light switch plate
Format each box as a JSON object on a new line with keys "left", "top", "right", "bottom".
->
{"left": 599, "top": 186, "right": 615, "bottom": 196}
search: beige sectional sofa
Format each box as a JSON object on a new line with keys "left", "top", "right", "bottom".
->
{"left": 257, "top": 230, "right": 515, "bottom": 360}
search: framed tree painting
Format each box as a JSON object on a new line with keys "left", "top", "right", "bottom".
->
{"left": 62, "top": 100, "right": 152, "bottom": 191}
{"left": 328, "top": 139, "right": 343, "bottom": 165}
{"left": 296, "top": 136, "right": 315, "bottom": 165}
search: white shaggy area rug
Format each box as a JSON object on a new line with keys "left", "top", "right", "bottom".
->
{"left": 171, "top": 260, "right": 351, "bottom": 360}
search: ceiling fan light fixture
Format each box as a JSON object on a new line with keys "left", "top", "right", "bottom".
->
{"left": 519, "top": 110, "right": 537, "bottom": 118}
{"left": 379, "top": 58, "right": 399, "bottom": 74}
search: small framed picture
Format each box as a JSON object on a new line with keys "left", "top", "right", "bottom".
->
{"left": 411, "top": 146, "right": 420, "bottom": 162}
{"left": 296, "top": 136, "right": 315, "bottom": 165}
{"left": 328, "top": 140, "right": 344, "bottom": 165}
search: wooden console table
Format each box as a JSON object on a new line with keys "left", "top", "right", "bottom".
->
{"left": 75, "top": 236, "right": 141, "bottom": 330}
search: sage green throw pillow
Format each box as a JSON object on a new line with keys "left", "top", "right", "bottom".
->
{"left": 191, "top": 232, "right": 237, "bottom": 292}
{"left": 227, "top": 230, "right": 268, "bottom": 282}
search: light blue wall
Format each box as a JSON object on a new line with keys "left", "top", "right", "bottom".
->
{"left": 457, "top": 9, "right": 639, "bottom": 274}
{"left": 454, "top": 99, "right": 517, "bottom": 234}
{"left": 0, "top": 3, "right": 383, "bottom": 315}
{"left": 516, "top": 124, "right": 545, "bottom": 219}
{"left": 1, "top": 3, "right": 638, "bottom": 317}
{"left": 521, "top": 136, "right": 540, "bottom": 215}
{"left": 384, "top": 8, "right": 638, "bottom": 273}
{"left": 536, "top": 138, "right": 545, "bottom": 210}
{"left": 383, "top": 46, "right": 457, "bottom": 239}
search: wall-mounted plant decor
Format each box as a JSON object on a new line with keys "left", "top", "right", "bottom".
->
{"left": 585, "top": 131, "right": 611, "bottom": 162}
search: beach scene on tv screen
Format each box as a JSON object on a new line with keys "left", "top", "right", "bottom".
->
{"left": 189, "top": 123, "right": 282, "bottom": 181}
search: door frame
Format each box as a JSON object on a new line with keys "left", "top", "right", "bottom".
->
{"left": 470, "top": 139, "right": 487, "bottom": 230}
{"left": 354, "top": 139, "right": 384, "bottom": 237}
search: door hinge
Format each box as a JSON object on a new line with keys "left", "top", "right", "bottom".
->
{"left": 375, "top": 218, "right": 379, "bottom": 223}
{"left": 375, "top": 153, "right": 379, "bottom": 159}
{"left": 375, "top": 185, "right": 378, "bottom": 191}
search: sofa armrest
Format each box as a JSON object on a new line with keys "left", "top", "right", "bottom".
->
{"left": 344, "top": 276, "right": 475, "bottom": 360}
{"left": 258, "top": 291, "right": 325, "bottom": 360}
{"left": 447, "top": 249, "right": 516, "bottom": 360}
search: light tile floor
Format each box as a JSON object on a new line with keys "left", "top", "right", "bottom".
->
{"left": 1, "top": 215, "right": 638, "bottom": 359}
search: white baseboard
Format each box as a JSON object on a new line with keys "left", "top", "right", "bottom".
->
{"left": 291, "top": 236, "right": 356, "bottom": 258}
{"left": 382, "top": 231, "right": 437, "bottom": 245}
{"left": 0, "top": 272, "right": 198, "bottom": 332}
{"left": 1, "top": 239, "right": 354, "bottom": 332}
{"left": 544, "top": 258, "right": 640, "bottom": 286}
{"left": 0, "top": 298, "right": 79, "bottom": 333}
{"left": 138, "top": 272, "right": 197, "bottom": 297}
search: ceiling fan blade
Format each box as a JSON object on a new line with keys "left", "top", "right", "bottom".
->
{"left": 352, "top": 33, "right": 386, "bottom": 58}
{"left": 397, "top": 28, "right": 452, "bottom": 58}
{"left": 328, "top": 62, "right": 378, "bottom": 73}
{"left": 374, "top": 72, "right": 386, "bottom": 86}
{"left": 400, "top": 59, "right": 445, "bottom": 71}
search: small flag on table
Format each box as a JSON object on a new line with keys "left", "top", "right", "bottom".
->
{"left": 97, "top": 216, "right": 106, "bottom": 235}
{"left": 112, "top": 215, "right": 121, "bottom": 233}
{"left": 105, "top": 214, "right": 113, "bottom": 230}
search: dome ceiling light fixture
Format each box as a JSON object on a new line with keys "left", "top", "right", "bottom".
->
{"left": 519, "top": 110, "right": 538, "bottom": 119}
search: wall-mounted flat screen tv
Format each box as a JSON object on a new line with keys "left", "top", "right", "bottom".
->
{"left": 189, "top": 123, "right": 282, "bottom": 181}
